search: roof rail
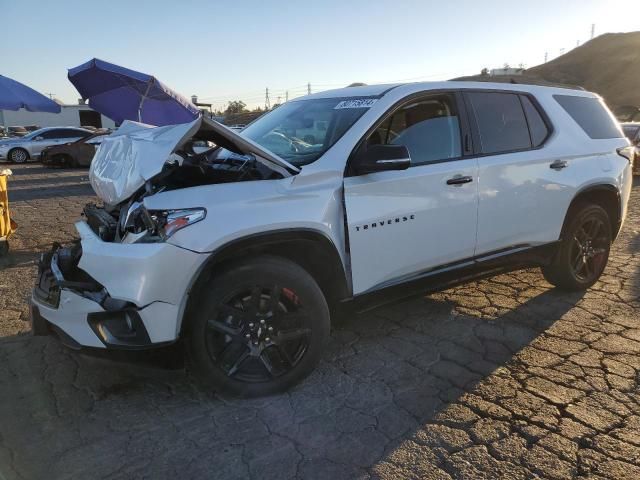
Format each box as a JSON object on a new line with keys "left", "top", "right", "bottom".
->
{"left": 451, "top": 75, "right": 585, "bottom": 91}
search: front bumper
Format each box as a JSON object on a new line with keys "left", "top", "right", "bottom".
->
{"left": 30, "top": 221, "right": 207, "bottom": 349}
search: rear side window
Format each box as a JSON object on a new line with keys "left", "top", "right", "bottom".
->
{"left": 60, "top": 129, "right": 88, "bottom": 138}
{"left": 520, "top": 95, "right": 550, "bottom": 147}
{"left": 554, "top": 95, "right": 622, "bottom": 139}
{"left": 467, "top": 92, "right": 531, "bottom": 154}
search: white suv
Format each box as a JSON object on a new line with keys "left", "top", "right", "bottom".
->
{"left": 30, "top": 82, "right": 634, "bottom": 396}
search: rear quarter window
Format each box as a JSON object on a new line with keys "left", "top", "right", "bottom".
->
{"left": 554, "top": 95, "right": 622, "bottom": 139}
{"left": 467, "top": 92, "right": 531, "bottom": 154}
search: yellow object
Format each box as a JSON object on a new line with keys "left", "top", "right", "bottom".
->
{"left": 0, "top": 169, "right": 17, "bottom": 244}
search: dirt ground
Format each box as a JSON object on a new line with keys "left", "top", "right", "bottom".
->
{"left": 1, "top": 164, "right": 640, "bottom": 479}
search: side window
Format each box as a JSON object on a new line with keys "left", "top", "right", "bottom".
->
{"left": 520, "top": 95, "right": 550, "bottom": 147}
{"left": 468, "top": 92, "right": 531, "bottom": 154}
{"left": 62, "top": 129, "right": 87, "bottom": 138}
{"left": 40, "top": 130, "right": 62, "bottom": 139}
{"left": 554, "top": 95, "right": 623, "bottom": 139}
{"left": 367, "top": 93, "right": 462, "bottom": 165}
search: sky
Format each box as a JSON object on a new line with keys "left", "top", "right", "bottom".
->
{"left": 2, "top": 0, "right": 639, "bottom": 110}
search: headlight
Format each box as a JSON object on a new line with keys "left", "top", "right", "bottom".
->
{"left": 152, "top": 208, "right": 207, "bottom": 238}
{"left": 120, "top": 204, "right": 206, "bottom": 242}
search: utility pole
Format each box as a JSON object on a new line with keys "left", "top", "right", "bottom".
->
{"left": 591, "top": 23, "right": 595, "bottom": 39}
{"left": 265, "top": 87, "right": 270, "bottom": 110}
{"left": 307, "top": 82, "right": 311, "bottom": 95}
{"left": 285, "top": 91, "right": 289, "bottom": 102}
{"left": 544, "top": 51, "right": 548, "bottom": 63}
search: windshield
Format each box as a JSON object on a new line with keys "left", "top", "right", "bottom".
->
{"left": 24, "top": 128, "right": 47, "bottom": 139}
{"left": 240, "top": 97, "right": 376, "bottom": 166}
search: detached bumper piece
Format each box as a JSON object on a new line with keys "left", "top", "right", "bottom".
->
{"left": 31, "top": 243, "right": 157, "bottom": 349}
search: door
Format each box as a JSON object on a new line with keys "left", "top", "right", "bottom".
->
{"left": 464, "top": 91, "right": 562, "bottom": 255}
{"left": 31, "top": 129, "right": 63, "bottom": 155}
{"left": 344, "top": 92, "right": 479, "bottom": 295}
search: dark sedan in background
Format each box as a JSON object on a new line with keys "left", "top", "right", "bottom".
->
{"left": 622, "top": 122, "right": 640, "bottom": 175}
{"left": 40, "top": 130, "right": 109, "bottom": 167}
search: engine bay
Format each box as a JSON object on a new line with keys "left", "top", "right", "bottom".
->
{"left": 84, "top": 139, "right": 284, "bottom": 244}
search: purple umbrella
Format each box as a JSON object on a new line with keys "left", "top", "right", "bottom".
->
{"left": 68, "top": 58, "right": 200, "bottom": 126}
{"left": 0, "top": 74, "right": 61, "bottom": 112}
{"left": 0, "top": 74, "right": 61, "bottom": 135}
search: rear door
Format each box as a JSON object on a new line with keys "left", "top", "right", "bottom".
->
{"left": 344, "top": 91, "right": 479, "bottom": 294}
{"left": 464, "top": 90, "right": 559, "bottom": 255}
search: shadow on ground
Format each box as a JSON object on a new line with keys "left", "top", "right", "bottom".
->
{"left": 0, "top": 280, "right": 586, "bottom": 479}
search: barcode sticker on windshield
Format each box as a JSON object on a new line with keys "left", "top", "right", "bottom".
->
{"left": 334, "top": 99, "right": 378, "bottom": 109}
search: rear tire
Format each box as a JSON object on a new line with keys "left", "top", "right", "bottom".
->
{"left": 542, "top": 203, "right": 611, "bottom": 291}
{"left": 186, "top": 255, "right": 330, "bottom": 397}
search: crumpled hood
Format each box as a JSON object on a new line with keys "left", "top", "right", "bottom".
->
{"left": 90, "top": 116, "right": 298, "bottom": 205}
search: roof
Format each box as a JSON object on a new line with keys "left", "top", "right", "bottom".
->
{"left": 294, "top": 83, "right": 402, "bottom": 100}
{"left": 296, "top": 80, "right": 597, "bottom": 101}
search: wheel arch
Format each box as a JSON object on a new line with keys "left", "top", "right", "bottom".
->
{"left": 179, "top": 229, "right": 350, "bottom": 335}
{"left": 562, "top": 183, "right": 621, "bottom": 240}
{"left": 7, "top": 147, "right": 30, "bottom": 162}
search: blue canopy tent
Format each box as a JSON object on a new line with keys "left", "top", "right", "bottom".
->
{"left": 0, "top": 74, "right": 61, "bottom": 134}
{"left": 68, "top": 58, "right": 200, "bottom": 126}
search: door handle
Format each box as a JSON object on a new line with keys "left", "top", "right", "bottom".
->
{"left": 446, "top": 175, "right": 473, "bottom": 186}
{"left": 550, "top": 160, "right": 568, "bottom": 170}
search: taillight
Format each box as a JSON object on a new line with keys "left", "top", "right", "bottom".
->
{"left": 617, "top": 146, "right": 635, "bottom": 163}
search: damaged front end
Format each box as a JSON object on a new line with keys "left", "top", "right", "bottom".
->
{"left": 31, "top": 116, "right": 294, "bottom": 349}
{"left": 83, "top": 116, "right": 297, "bottom": 244}
{"left": 31, "top": 241, "right": 151, "bottom": 349}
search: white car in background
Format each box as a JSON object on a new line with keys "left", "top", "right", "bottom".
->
{"left": 31, "top": 82, "right": 633, "bottom": 397}
{"left": 0, "top": 127, "right": 92, "bottom": 163}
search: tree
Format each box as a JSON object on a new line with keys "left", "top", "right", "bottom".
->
{"left": 480, "top": 68, "right": 489, "bottom": 76}
{"left": 226, "top": 100, "right": 247, "bottom": 114}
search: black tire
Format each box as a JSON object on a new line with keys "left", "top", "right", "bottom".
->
{"left": 542, "top": 203, "right": 611, "bottom": 291}
{"left": 59, "top": 154, "right": 77, "bottom": 167}
{"left": 186, "top": 255, "right": 330, "bottom": 397}
{"left": 8, "top": 148, "right": 29, "bottom": 164}
{"left": 0, "top": 240, "right": 8, "bottom": 256}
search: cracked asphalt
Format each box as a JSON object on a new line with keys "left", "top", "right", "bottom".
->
{"left": 1, "top": 164, "right": 640, "bottom": 480}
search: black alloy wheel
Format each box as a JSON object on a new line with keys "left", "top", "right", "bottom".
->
{"left": 187, "top": 255, "right": 330, "bottom": 397}
{"left": 568, "top": 215, "right": 609, "bottom": 283}
{"left": 542, "top": 203, "right": 611, "bottom": 291}
{"left": 206, "top": 285, "right": 311, "bottom": 382}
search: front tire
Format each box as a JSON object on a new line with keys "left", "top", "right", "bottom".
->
{"left": 542, "top": 204, "right": 611, "bottom": 291}
{"left": 8, "top": 148, "right": 29, "bottom": 164}
{"left": 186, "top": 255, "right": 330, "bottom": 397}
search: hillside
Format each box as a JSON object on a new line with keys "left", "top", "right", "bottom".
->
{"left": 453, "top": 32, "right": 640, "bottom": 111}
{"left": 527, "top": 32, "right": 640, "bottom": 108}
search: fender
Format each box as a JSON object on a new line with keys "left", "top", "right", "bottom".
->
{"left": 177, "top": 228, "right": 351, "bottom": 335}
{"left": 562, "top": 183, "right": 621, "bottom": 239}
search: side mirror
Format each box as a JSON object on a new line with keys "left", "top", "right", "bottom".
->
{"left": 354, "top": 144, "right": 411, "bottom": 175}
